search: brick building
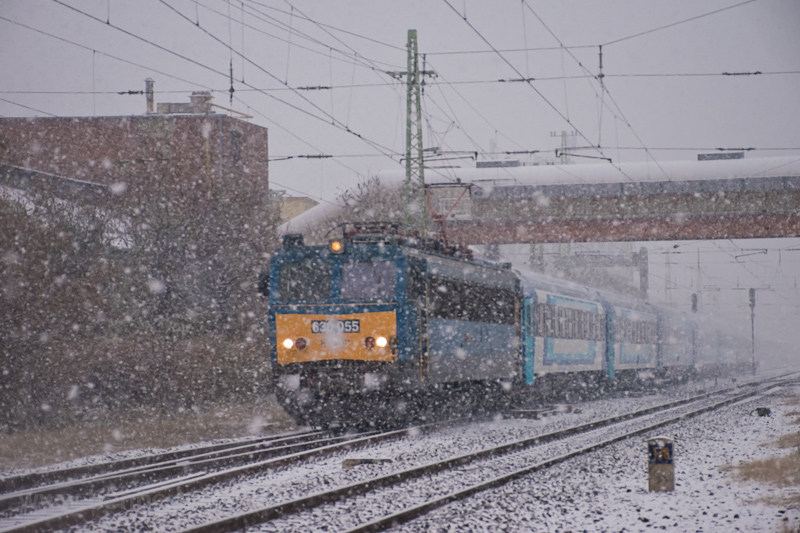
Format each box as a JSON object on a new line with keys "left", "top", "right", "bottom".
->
{"left": 0, "top": 92, "right": 269, "bottom": 205}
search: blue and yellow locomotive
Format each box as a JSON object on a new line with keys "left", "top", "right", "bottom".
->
{"left": 264, "top": 223, "right": 520, "bottom": 425}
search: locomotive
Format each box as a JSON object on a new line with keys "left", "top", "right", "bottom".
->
{"left": 262, "top": 223, "right": 748, "bottom": 427}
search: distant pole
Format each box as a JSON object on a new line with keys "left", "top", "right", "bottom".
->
{"left": 638, "top": 247, "right": 648, "bottom": 300}
{"left": 695, "top": 249, "right": 702, "bottom": 312}
{"left": 598, "top": 45, "right": 604, "bottom": 146}
{"left": 403, "top": 29, "right": 428, "bottom": 234}
{"left": 749, "top": 288, "right": 756, "bottom": 375}
{"left": 665, "top": 249, "right": 672, "bottom": 304}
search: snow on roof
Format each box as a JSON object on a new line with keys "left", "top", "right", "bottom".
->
{"left": 279, "top": 156, "right": 800, "bottom": 234}
{"left": 379, "top": 155, "right": 800, "bottom": 187}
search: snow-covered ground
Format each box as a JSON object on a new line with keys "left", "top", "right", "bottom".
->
{"left": 394, "top": 385, "right": 800, "bottom": 533}
{"left": 36, "top": 375, "right": 797, "bottom": 532}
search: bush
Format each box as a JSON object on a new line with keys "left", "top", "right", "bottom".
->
{"left": 0, "top": 190, "right": 276, "bottom": 431}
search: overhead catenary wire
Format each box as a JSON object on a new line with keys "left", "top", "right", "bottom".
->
{"left": 236, "top": 0, "right": 405, "bottom": 72}
{"left": 50, "top": 0, "right": 403, "bottom": 167}
{"left": 5, "top": 67, "right": 799, "bottom": 98}
{"left": 197, "top": 0, "right": 405, "bottom": 74}
{"left": 5, "top": 5, "right": 411, "bottom": 198}
{"left": 426, "top": 45, "right": 596, "bottom": 56}
{"left": 709, "top": 240, "right": 798, "bottom": 307}
{"left": 238, "top": 97, "right": 376, "bottom": 202}
{"left": 266, "top": 145, "right": 791, "bottom": 164}
{"left": 159, "top": 0, "right": 403, "bottom": 159}
{"left": 603, "top": 0, "right": 759, "bottom": 47}
{"left": 442, "top": 0, "right": 602, "bottom": 158}
{"left": 6, "top": 5, "right": 403, "bottom": 190}
{"left": 281, "top": 0, "right": 402, "bottom": 76}
{"left": 441, "top": 0, "right": 641, "bottom": 184}
{"left": 0, "top": 15, "right": 210, "bottom": 91}
{"left": 0, "top": 13, "right": 370, "bottom": 185}
{"left": 422, "top": 61, "right": 552, "bottom": 180}
{"left": 12, "top": 3, "right": 797, "bottom": 191}
{"left": 520, "top": 0, "right": 670, "bottom": 181}
{"left": 0, "top": 96, "right": 58, "bottom": 116}
{"left": 234, "top": 93, "right": 399, "bottom": 176}
{"left": 241, "top": 0, "right": 406, "bottom": 52}
{"left": 5, "top": 66, "right": 799, "bottom": 99}
{"left": 275, "top": 0, "right": 408, "bottom": 118}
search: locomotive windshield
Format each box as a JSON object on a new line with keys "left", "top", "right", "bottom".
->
{"left": 341, "top": 260, "right": 396, "bottom": 302}
{"left": 278, "top": 258, "right": 332, "bottom": 303}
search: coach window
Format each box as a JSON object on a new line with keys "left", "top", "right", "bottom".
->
{"left": 579, "top": 311, "right": 587, "bottom": 339}
{"left": 586, "top": 312, "right": 593, "bottom": 339}
{"left": 341, "top": 260, "right": 396, "bottom": 302}
{"left": 571, "top": 309, "right": 578, "bottom": 339}
{"left": 543, "top": 305, "right": 550, "bottom": 336}
{"left": 565, "top": 308, "right": 572, "bottom": 338}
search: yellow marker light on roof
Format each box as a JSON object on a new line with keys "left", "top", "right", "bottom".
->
{"left": 328, "top": 239, "right": 344, "bottom": 254}
{"left": 376, "top": 336, "right": 388, "bottom": 348}
{"left": 282, "top": 338, "right": 294, "bottom": 349}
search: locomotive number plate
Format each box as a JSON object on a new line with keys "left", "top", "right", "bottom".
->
{"left": 311, "top": 319, "right": 360, "bottom": 334}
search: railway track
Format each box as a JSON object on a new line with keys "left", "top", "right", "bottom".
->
{"left": 181, "top": 375, "right": 794, "bottom": 533}
{"left": 0, "top": 416, "right": 477, "bottom": 532}
{"left": 1, "top": 429, "right": 323, "bottom": 494}
{"left": 1, "top": 373, "right": 793, "bottom": 532}
{"left": 0, "top": 428, "right": 369, "bottom": 514}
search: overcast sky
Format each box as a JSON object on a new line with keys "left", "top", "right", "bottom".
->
{"left": 2, "top": 0, "right": 799, "bottom": 354}
{"left": 2, "top": 0, "right": 799, "bottom": 198}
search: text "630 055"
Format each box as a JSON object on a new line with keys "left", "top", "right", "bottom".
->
{"left": 311, "top": 319, "right": 361, "bottom": 334}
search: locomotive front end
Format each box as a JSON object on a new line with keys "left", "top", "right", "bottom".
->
{"left": 267, "top": 233, "right": 406, "bottom": 426}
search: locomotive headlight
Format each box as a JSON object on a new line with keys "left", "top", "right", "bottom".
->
{"left": 282, "top": 338, "right": 294, "bottom": 349}
{"left": 376, "top": 336, "right": 388, "bottom": 348}
{"left": 328, "top": 239, "right": 345, "bottom": 254}
{"left": 295, "top": 338, "right": 307, "bottom": 350}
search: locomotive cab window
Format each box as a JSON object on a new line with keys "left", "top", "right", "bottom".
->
{"left": 278, "top": 258, "right": 332, "bottom": 303}
{"left": 341, "top": 260, "right": 397, "bottom": 302}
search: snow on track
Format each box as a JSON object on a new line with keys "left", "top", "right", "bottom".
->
{"left": 72, "top": 378, "right": 780, "bottom": 532}
{"left": 389, "top": 385, "right": 800, "bottom": 533}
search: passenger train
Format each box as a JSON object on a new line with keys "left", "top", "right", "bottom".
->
{"left": 262, "top": 223, "right": 749, "bottom": 427}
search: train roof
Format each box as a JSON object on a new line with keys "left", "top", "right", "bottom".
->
{"left": 515, "top": 265, "right": 659, "bottom": 315}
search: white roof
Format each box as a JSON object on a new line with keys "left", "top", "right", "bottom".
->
{"left": 279, "top": 156, "right": 800, "bottom": 234}
{"left": 379, "top": 155, "right": 800, "bottom": 187}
